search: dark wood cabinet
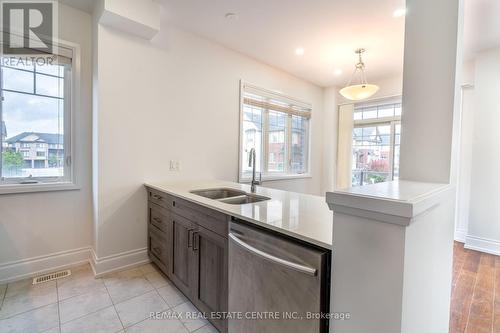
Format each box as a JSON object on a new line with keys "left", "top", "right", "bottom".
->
{"left": 192, "top": 225, "right": 228, "bottom": 333}
{"left": 148, "top": 227, "right": 169, "bottom": 273}
{"left": 169, "top": 213, "right": 197, "bottom": 297}
{"left": 148, "top": 203, "right": 172, "bottom": 275}
{"left": 147, "top": 188, "right": 228, "bottom": 332}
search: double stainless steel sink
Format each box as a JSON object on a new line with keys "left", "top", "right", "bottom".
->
{"left": 190, "top": 188, "right": 270, "bottom": 205}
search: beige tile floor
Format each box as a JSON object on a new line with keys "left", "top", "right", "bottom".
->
{"left": 0, "top": 263, "right": 218, "bottom": 333}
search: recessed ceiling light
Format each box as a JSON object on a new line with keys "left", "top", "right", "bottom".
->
{"left": 295, "top": 48, "right": 305, "bottom": 56}
{"left": 225, "top": 13, "right": 239, "bottom": 20}
{"left": 393, "top": 8, "right": 406, "bottom": 17}
{"left": 334, "top": 69, "right": 343, "bottom": 76}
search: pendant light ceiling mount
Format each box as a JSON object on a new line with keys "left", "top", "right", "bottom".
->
{"left": 354, "top": 48, "right": 366, "bottom": 69}
{"left": 339, "top": 48, "right": 379, "bottom": 101}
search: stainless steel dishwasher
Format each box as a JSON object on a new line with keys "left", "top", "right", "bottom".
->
{"left": 228, "top": 219, "right": 330, "bottom": 333}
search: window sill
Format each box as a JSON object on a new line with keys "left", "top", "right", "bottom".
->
{"left": 0, "top": 182, "right": 80, "bottom": 195}
{"left": 239, "top": 173, "right": 312, "bottom": 183}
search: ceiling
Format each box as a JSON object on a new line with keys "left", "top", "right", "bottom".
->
{"left": 59, "top": 0, "right": 500, "bottom": 87}
{"left": 159, "top": 0, "right": 406, "bottom": 87}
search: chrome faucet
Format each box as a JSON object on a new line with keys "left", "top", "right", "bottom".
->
{"left": 248, "top": 148, "right": 261, "bottom": 193}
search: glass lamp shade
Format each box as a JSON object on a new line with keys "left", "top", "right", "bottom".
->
{"left": 339, "top": 84, "right": 380, "bottom": 101}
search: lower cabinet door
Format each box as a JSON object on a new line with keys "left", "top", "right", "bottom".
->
{"left": 192, "top": 225, "right": 228, "bottom": 333}
{"left": 170, "top": 214, "right": 196, "bottom": 297}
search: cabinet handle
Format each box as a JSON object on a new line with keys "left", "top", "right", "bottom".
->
{"left": 152, "top": 217, "right": 163, "bottom": 224}
{"left": 192, "top": 232, "right": 199, "bottom": 251}
{"left": 152, "top": 194, "right": 163, "bottom": 201}
{"left": 187, "top": 228, "right": 195, "bottom": 248}
{"left": 153, "top": 247, "right": 162, "bottom": 255}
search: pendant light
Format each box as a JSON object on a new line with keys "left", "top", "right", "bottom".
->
{"left": 339, "top": 48, "right": 379, "bottom": 101}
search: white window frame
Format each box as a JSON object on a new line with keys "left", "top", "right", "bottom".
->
{"left": 238, "top": 81, "right": 312, "bottom": 182}
{"left": 0, "top": 36, "right": 80, "bottom": 195}
{"left": 352, "top": 98, "right": 402, "bottom": 186}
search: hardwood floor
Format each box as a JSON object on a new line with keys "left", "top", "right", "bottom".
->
{"left": 450, "top": 241, "right": 500, "bottom": 333}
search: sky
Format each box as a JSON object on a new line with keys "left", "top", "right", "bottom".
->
{"left": 1, "top": 63, "right": 64, "bottom": 138}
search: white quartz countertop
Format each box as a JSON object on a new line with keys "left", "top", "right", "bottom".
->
{"left": 326, "top": 180, "right": 454, "bottom": 226}
{"left": 330, "top": 180, "right": 451, "bottom": 202}
{"left": 145, "top": 180, "right": 333, "bottom": 249}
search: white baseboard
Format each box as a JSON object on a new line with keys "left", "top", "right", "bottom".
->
{"left": 0, "top": 247, "right": 91, "bottom": 284}
{"left": 91, "top": 247, "right": 150, "bottom": 277}
{"left": 454, "top": 228, "right": 467, "bottom": 243}
{"left": 0, "top": 246, "right": 150, "bottom": 284}
{"left": 465, "top": 235, "right": 500, "bottom": 256}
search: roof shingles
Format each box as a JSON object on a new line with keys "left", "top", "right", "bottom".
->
{"left": 5, "top": 132, "right": 63, "bottom": 144}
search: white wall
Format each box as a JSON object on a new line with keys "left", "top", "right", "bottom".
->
{"left": 0, "top": 4, "right": 93, "bottom": 281}
{"left": 92, "top": 23, "right": 326, "bottom": 260}
{"left": 374, "top": 75, "right": 403, "bottom": 99}
{"left": 463, "top": 47, "right": 500, "bottom": 254}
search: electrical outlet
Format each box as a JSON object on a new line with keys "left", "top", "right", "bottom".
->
{"left": 169, "top": 160, "right": 181, "bottom": 171}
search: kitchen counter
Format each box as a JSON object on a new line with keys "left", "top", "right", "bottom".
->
{"left": 326, "top": 180, "right": 454, "bottom": 225}
{"left": 145, "top": 180, "right": 333, "bottom": 249}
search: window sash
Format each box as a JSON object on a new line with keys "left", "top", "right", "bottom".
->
{"left": 0, "top": 48, "right": 73, "bottom": 186}
{"left": 241, "top": 113, "right": 310, "bottom": 178}
{"left": 239, "top": 82, "right": 311, "bottom": 181}
{"left": 351, "top": 98, "right": 402, "bottom": 186}
{"left": 353, "top": 99, "right": 402, "bottom": 122}
{"left": 352, "top": 120, "right": 400, "bottom": 185}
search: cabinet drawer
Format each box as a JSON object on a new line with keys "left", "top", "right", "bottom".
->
{"left": 147, "top": 189, "right": 228, "bottom": 238}
{"left": 171, "top": 197, "right": 228, "bottom": 238}
{"left": 148, "top": 189, "right": 174, "bottom": 210}
{"left": 149, "top": 228, "right": 169, "bottom": 267}
{"left": 149, "top": 203, "right": 171, "bottom": 234}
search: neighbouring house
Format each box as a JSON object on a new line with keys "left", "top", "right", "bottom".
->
{"left": 5, "top": 132, "right": 64, "bottom": 169}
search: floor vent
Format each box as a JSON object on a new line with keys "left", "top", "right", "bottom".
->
{"left": 32, "top": 270, "right": 71, "bottom": 285}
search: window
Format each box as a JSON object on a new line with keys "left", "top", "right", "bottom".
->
{"left": 239, "top": 82, "right": 311, "bottom": 181}
{"left": 0, "top": 43, "right": 74, "bottom": 191}
{"left": 351, "top": 100, "right": 402, "bottom": 186}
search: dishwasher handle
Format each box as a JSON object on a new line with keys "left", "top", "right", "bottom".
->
{"left": 229, "top": 232, "right": 317, "bottom": 276}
